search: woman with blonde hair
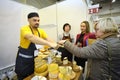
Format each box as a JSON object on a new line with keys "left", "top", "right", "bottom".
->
{"left": 53, "top": 17, "right": 120, "bottom": 80}
{"left": 75, "top": 21, "right": 96, "bottom": 71}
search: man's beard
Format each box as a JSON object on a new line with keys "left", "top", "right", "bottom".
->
{"left": 34, "top": 24, "right": 39, "bottom": 28}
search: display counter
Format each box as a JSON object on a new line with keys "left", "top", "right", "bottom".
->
{"left": 24, "top": 70, "right": 82, "bottom": 80}
{"left": 24, "top": 48, "right": 83, "bottom": 80}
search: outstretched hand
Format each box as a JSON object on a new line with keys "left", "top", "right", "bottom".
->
{"left": 57, "top": 40, "right": 66, "bottom": 45}
{"left": 49, "top": 42, "right": 58, "bottom": 48}
{"left": 48, "top": 40, "right": 66, "bottom": 49}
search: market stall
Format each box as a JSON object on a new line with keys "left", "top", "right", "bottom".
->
{"left": 24, "top": 46, "right": 83, "bottom": 80}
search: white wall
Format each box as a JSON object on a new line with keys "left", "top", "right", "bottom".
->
{"left": 38, "top": 4, "right": 58, "bottom": 41}
{"left": 21, "top": 5, "right": 38, "bottom": 26}
{"left": 0, "top": 0, "right": 22, "bottom": 69}
{"left": 0, "top": 0, "right": 89, "bottom": 69}
{"left": 57, "top": 0, "right": 88, "bottom": 37}
{"left": 39, "top": 0, "right": 89, "bottom": 41}
{"left": 0, "top": 0, "right": 38, "bottom": 69}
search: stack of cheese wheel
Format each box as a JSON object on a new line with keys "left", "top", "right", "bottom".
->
{"left": 34, "top": 59, "right": 48, "bottom": 77}
{"left": 58, "top": 66, "right": 70, "bottom": 80}
{"left": 48, "top": 63, "right": 59, "bottom": 80}
{"left": 58, "top": 66, "right": 76, "bottom": 80}
{"left": 72, "top": 61, "right": 80, "bottom": 72}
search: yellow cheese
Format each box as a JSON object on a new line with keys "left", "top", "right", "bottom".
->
{"left": 58, "top": 73, "right": 70, "bottom": 80}
{"left": 35, "top": 64, "right": 48, "bottom": 73}
{"left": 58, "top": 73, "right": 64, "bottom": 80}
{"left": 73, "top": 65, "right": 80, "bottom": 72}
{"left": 44, "top": 45, "right": 49, "bottom": 50}
{"left": 49, "top": 78, "right": 58, "bottom": 80}
{"left": 48, "top": 63, "right": 58, "bottom": 72}
{"left": 34, "top": 70, "right": 48, "bottom": 77}
{"left": 59, "top": 66, "right": 67, "bottom": 74}
{"left": 49, "top": 70, "right": 59, "bottom": 79}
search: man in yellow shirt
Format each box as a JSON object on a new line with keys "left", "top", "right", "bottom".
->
{"left": 15, "top": 12, "right": 55, "bottom": 80}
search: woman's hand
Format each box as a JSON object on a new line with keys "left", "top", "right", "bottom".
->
{"left": 48, "top": 40, "right": 66, "bottom": 49}
{"left": 57, "top": 40, "right": 66, "bottom": 45}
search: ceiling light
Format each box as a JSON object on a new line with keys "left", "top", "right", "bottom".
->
{"left": 112, "top": 0, "right": 116, "bottom": 3}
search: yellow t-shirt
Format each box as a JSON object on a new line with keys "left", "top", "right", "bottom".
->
{"left": 20, "top": 25, "right": 48, "bottom": 49}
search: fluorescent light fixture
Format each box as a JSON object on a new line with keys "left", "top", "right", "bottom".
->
{"left": 112, "top": 0, "right": 116, "bottom": 3}
{"left": 86, "top": 0, "right": 99, "bottom": 8}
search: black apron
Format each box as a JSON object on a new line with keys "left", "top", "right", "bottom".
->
{"left": 57, "top": 34, "right": 73, "bottom": 61}
{"left": 15, "top": 27, "right": 40, "bottom": 80}
{"left": 62, "top": 33, "right": 72, "bottom": 42}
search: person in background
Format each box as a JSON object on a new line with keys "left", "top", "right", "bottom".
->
{"left": 58, "top": 23, "right": 74, "bottom": 42}
{"left": 55, "top": 17, "right": 120, "bottom": 80}
{"left": 15, "top": 12, "right": 55, "bottom": 80}
{"left": 75, "top": 21, "right": 96, "bottom": 70}
{"left": 57, "top": 23, "right": 74, "bottom": 61}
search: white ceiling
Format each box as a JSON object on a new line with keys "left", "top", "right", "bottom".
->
{"left": 12, "top": 0, "right": 65, "bottom": 9}
{"left": 12, "top": 0, "right": 120, "bottom": 23}
{"left": 13, "top": 0, "right": 120, "bottom": 16}
{"left": 86, "top": 0, "right": 120, "bottom": 15}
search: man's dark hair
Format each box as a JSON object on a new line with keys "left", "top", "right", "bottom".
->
{"left": 28, "top": 12, "right": 39, "bottom": 19}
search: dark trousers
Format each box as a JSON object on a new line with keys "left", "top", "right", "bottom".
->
{"left": 57, "top": 47, "right": 73, "bottom": 61}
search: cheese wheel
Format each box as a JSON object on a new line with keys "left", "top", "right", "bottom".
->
{"left": 48, "top": 63, "right": 58, "bottom": 72}
{"left": 34, "top": 70, "right": 48, "bottom": 77}
{"left": 49, "top": 70, "right": 59, "bottom": 79}
{"left": 35, "top": 64, "right": 48, "bottom": 73}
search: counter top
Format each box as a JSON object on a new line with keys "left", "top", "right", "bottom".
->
{"left": 24, "top": 69, "right": 82, "bottom": 80}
